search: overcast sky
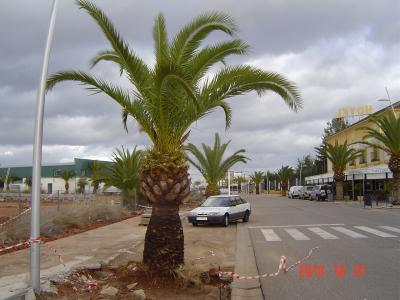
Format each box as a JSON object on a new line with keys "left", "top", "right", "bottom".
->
{"left": 1, "top": 0, "right": 399, "bottom": 180}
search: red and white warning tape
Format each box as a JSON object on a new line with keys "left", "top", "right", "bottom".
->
{"left": 219, "top": 246, "right": 320, "bottom": 280}
{"left": 0, "top": 208, "right": 31, "bottom": 227}
{"left": 0, "top": 236, "right": 65, "bottom": 266}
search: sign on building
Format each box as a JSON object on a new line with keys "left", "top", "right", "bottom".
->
{"left": 337, "top": 105, "right": 373, "bottom": 119}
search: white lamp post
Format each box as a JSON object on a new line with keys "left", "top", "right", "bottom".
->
{"left": 30, "top": 0, "right": 59, "bottom": 292}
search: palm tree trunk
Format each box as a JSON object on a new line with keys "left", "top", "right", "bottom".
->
{"left": 141, "top": 161, "right": 189, "bottom": 274}
{"left": 238, "top": 184, "right": 241, "bottom": 193}
{"left": 255, "top": 184, "right": 260, "bottom": 194}
{"left": 335, "top": 181, "right": 344, "bottom": 201}
{"left": 392, "top": 172, "right": 400, "bottom": 205}
{"left": 205, "top": 182, "right": 220, "bottom": 197}
{"left": 143, "top": 203, "right": 184, "bottom": 273}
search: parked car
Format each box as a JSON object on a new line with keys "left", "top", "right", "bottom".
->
{"left": 301, "top": 186, "right": 314, "bottom": 199}
{"left": 187, "top": 195, "right": 251, "bottom": 227}
{"left": 288, "top": 186, "right": 303, "bottom": 198}
{"left": 310, "top": 185, "right": 332, "bottom": 201}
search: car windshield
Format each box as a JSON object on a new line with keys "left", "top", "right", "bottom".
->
{"left": 201, "top": 197, "right": 231, "bottom": 207}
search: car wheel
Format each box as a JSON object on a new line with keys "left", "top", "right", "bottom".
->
{"left": 192, "top": 222, "right": 198, "bottom": 226}
{"left": 223, "top": 214, "right": 229, "bottom": 227}
{"left": 243, "top": 211, "right": 250, "bottom": 223}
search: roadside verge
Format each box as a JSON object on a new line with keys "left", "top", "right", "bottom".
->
{"left": 231, "top": 223, "right": 263, "bottom": 300}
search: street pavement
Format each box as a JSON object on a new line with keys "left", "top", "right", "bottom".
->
{"left": 240, "top": 194, "right": 400, "bottom": 300}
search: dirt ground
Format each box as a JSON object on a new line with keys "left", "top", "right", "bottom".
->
{"left": 0, "top": 210, "right": 236, "bottom": 299}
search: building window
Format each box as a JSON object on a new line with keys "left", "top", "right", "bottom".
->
{"left": 53, "top": 169, "right": 61, "bottom": 177}
{"left": 359, "top": 150, "right": 367, "bottom": 164}
{"left": 370, "top": 147, "right": 379, "bottom": 162}
{"left": 80, "top": 169, "right": 86, "bottom": 177}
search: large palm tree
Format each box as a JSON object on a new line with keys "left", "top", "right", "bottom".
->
{"left": 324, "top": 140, "right": 361, "bottom": 201}
{"left": 359, "top": 112, "right": 400, "bottom": 204}
{"left": 276, "top": 166, "right": 293, "bottom": 195}
{"left": 46, "top": 0, "right": 302, "bottom": 273}
{"left": 185, "top": 133, "right": 248, "bottom": 196}
{"left": 250, "top": 171, "right": 264, "bottom": 194}
{"left": 61, "top": 170, "right": 75, "bottom": 194}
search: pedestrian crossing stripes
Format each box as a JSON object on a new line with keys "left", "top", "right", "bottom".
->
{"left": 261, "top": 229, "right": 281, "bottom": 241}
{"left": 285, "top": 228, "right": 310, "bottom": 240}
{"left": 331, "top": 227, "right": 367, "bottom": 238}
{"left": 258, "top": 226, "right": 399, "bottom": 242}
{"left": 354, "top": 226, "right": 397, "bottom": 238}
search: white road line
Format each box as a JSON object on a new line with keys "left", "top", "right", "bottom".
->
{"left": 261, "top": 229, "right": 281, "bottom": 241}
{"left": 354, "top": 226, "right": 397, "bottom": 238}
{"left": 308, "top": 227, "right": 339, "bottom": 239}
{"left": 331, "top": 227, "right": 368, "bottom": 238}
{"left": 248, "top": 223, "right": 345, "bottom": 229}
{"left": 378, "top": 226, "right": 400, "bottom": 234}
{"left": 284, "top": 228, "right": 310, "bottom": 240}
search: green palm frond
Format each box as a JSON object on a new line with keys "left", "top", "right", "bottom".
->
{"left": 250, "top": 171, "right": 264, "bottom": 184}
{"left": 324, "top": 140, "right": 361, "bottom": 172}
{"left": 358, "top": 112, "right": 400, "bottom": 156}
{"left": 47, "top": 2, "right": 302, "bottom": 155}
{"left": 184, "top": 133, "right": 248, "bottom": 187}
{"left": 276, "top": 166, "right": 294, "bottom": 182}
{"left": 95, "top": 146, "right": 143, "bottom": 192}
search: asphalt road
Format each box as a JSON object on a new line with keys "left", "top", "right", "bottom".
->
{"left": 241, "top": 194, "right": 400, "bottom": 300}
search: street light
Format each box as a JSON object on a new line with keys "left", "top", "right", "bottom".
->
{"left": 30, "top": 0, "right": 59, "bottom": 292}
{"left": 377, "top": 87, "right": 396, "bottom": 115}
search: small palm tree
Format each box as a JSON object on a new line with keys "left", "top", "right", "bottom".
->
{"left": 46, "top": 0, "right": 301, "bottom": 273}
{"left": 25, "top": 176, "right": 32, "bottom": 191}
{"left": 95, "top": 147, "right": 143, "bottom": 208}
{"left": 235, "top": 175, "right": 245, "bottom": 193}
{"left": 88, "top": 161, "right": 106, "bottom": 194}
{"left": 77, "top": 177, "right": 88, "bottom": 194}
{"left": 276, "top": 166, "right": 294, "bottom": 195}
{"left": 359, "top": 112, "right": 400, "bottom": 204}
{"left": 324, "top": 140, "right": 361, "bottom": 201}
{"left": 61, "top": 170, "right": 75, "bottom": 194}
{"left": 250, "top": 171, "right": 264, "bottom": 194}
{"left": 185, "top": 133, "right": 248, "bottom": 196}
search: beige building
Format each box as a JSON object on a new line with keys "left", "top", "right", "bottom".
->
{"left": 306, "top": 102, "right": 400, "bottom": 197}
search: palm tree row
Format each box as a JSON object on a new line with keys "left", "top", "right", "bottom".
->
{"left": 46, "top": 0, "right": 301, "bottom": 274}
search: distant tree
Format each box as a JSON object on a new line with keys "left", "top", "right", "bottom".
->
{"left": 234, "top": 175, "right": 246, "bottom": 193}
{"left": 315, "top": 118, "right": 349, "bottom": 174}
{"left": 358, "top": 112, "right": 400, "bottom": 204}
{"left": 185, "top": 133, "right": 249, "bottom": 197}
{"left": 295, "top": 155, "right": 317, "bottom": 184}
{"left": 61, "top": 170, "right": 75, "bottom": 194}
{"left": 25, "top": 176, "right": 32, "bottom": 191}
{"left": 88, "top": 161, "right": 106, "bottom": 194}
{"left": 277, "top": 166, "right": 294, "bottom": 195}
{"left": 77, "top": 177, "right": 88, "bottom": 194}
{"left": 250, "top": 171, "right": 264, "bottom": 194}
{"left": 324, "top": 140, "right": 361, "bottom": 201}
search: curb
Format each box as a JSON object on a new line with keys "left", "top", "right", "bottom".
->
{"left": 231, "top": 223, "right": 263, "bottom": 300}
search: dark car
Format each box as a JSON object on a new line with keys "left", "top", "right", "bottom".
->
{"left": 310, "top": 185, "right": 332, "bottom": 201}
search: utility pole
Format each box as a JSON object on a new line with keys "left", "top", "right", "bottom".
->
{"left": 30, "top": 0, "right": 59, "bottom": 292}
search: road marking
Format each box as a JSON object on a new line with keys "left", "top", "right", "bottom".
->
{"left": 261, "top": 229, "right": 281, "bottom": 241}
{"left": 308, "top": 227, "right": 338, "bottom": 239}
{"left": 331, "top": 227, "right": 368, "bottom": 238}
{"left": 378, "top": 226, "right": 400, "bottom": 234}
{"left": 354, "top": 226, "right": 397, "bottom": 238}
{"left": 284, "top": 228, "right": 310, "bottom": 240}
{"left": 249, "top": 223, "right": 345, "bottom": 229}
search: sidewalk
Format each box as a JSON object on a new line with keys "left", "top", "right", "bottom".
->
{"left": 0, "top": 216, "right": 147, "bottom": 298}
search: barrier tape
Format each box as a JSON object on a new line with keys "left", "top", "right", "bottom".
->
{"left": 219, "top": 246, "right": 319, "bottom": 280}
{"left": 0, "top": 208, "right": 31, "bottom": 227}
{"left": 0, "top": 236, "right": 65, "bottom": 266}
